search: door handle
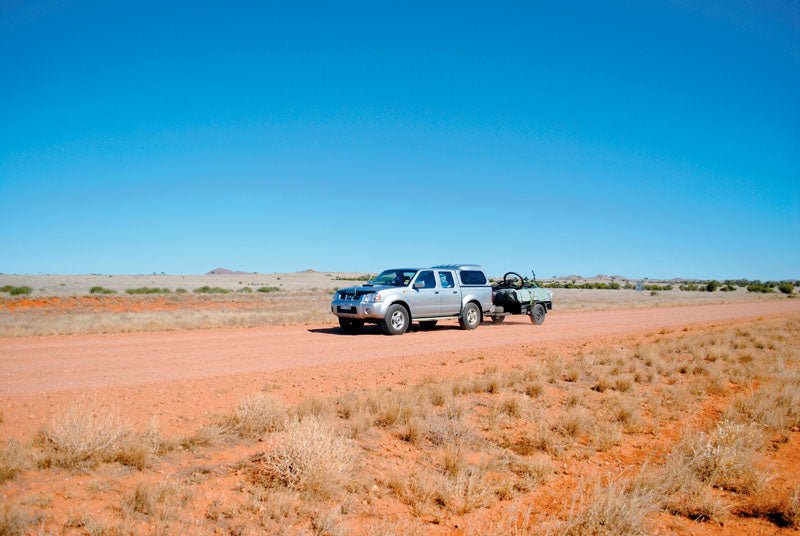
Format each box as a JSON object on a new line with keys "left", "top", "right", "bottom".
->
{"left": 435, "top": 291, "right": 439, "bottom": 294}
{"left": 452, "top": 291, "right": 457, "bottom": 294}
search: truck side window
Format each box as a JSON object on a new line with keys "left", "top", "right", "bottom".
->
{"left": 459, "top": 270, "right": 487, "bottom": 285}
{"left": 439, "top": 271, "right": 455, "bottom": 288}
{"left": 416, "top": 270, "right": 437, "bottom": 289}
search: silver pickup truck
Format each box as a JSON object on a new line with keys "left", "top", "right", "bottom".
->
{"left": 331, "top": 264, "right": 493, "bottom": 335}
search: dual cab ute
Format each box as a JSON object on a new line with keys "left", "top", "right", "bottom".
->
{"left": 331, "top": 264, "right": 492, "bottom": 335}
{"left": 331, "top": 264, "right": 552, "bottom": 335}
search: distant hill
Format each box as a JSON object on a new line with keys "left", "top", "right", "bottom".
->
{"left": 206, "top": 268, "right": 254, "bottom": 275}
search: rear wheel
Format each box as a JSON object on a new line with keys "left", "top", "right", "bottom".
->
{"left": 530, "top": 303, "right": 546, "bottom": 325}
{"left": 338, "top": 318, "right": 364, "bottom": 334}
{"left": 459, "top": 302, "right": 481, "bottom": 330}
{"left": 419, "top": 320, "right": 438, "bottom": 330}
{"left": 380, "top": 304, "right": 410, "bottom": 335}
{"left": 491, "top": 315, "right": 505, "bottom": 323}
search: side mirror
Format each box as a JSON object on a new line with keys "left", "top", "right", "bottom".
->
{"left": 413, "top": 281, "right": 426, "bottom": 289}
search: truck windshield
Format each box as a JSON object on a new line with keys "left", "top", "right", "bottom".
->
{"left": 370, "top": 269, "right": 417, "bottom": 287}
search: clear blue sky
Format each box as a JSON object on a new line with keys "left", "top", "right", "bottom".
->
{"left": 1, "top": 1, "right": 798, "bottom": 279}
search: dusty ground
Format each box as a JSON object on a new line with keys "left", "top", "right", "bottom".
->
{"left": 1, "top": 301, "right": 799, "bottom": 534}
{"left": 0, "top": 271, "right": 786, "bottom": 337}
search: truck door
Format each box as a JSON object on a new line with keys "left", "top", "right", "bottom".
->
{"left": 408, "top": 270, "right": 439, "bottom": 317}
{"left": 437, "top": 270, "right": 461, "bottom": 315}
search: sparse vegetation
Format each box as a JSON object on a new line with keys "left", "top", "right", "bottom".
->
{"left": 2, "top": 314, "right": 799, "bottom": 533}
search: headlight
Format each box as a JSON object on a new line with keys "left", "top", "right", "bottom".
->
{"left": 362, "top": 293, "right": 382, "bottom": 303}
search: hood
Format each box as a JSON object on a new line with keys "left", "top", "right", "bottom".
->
{"left": 337, "top": 284, "right": 395, "bottom": 294}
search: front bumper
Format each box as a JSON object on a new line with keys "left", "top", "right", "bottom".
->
{"left": 330, "top": 299, "right": 389, "bottom": 320}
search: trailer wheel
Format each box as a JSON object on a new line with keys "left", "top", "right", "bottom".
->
{"left": 380, "top": 304, "right": 410, "bottom": 335}
{"left": 491, "top": 315, "right": 505, "bottom": 324}
{"left": 338, "top": 318, "right": 364, "bottom": 334}
{"left": 419, "top": 320, "right": 437, "bottom": 330}
{"left": 459, "top": 302, "right": 481, "bottom": 330}
{"left": 530, "top": 303, "right": 546, "bottom": 325}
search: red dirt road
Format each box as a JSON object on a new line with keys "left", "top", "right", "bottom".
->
{"left": 2, "top": 300, "right": 799, "bottom": 396}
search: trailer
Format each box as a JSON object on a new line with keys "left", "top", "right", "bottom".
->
{"left": 489, "top": 272, "right": 553, "bottom": 325}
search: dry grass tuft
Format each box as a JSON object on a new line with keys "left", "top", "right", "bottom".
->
{"left": 250, "top": 416, "right": 355, "bottom": 498}
{"left": 0, "top": 505, "right": 33, "bottom": 536}
{"left": 559, "top": 480, "right": 656, "bottom": 536}
{"left": 0, "top": 439, "right": 28, "bottom": 482}
{"left": 36, "top": 404, "right": 129, "bottom": 469}
{"left": 220, "top": 393, "right": 287, "bottom": 439}
{"left": 682, "top": 421, "right": 766, "bottom": 493}
{"left": 123, "top": 480, "right": 190, "bottom": 520}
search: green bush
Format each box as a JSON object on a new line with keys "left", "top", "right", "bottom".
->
{"left": 0, "top": 285, "right": 13, "bottom": 293}
{"left": 746, "top": 283, "right": 773, "bottom": 293}
{"left": 257, "top": 286, "right": 280, "bottom": 293}
{"left": 89, "top": 286, "right": 116, "bottom": 294}
{"left": 644, "top": 284, "right": 672, "bottom": 291}
{"left": 238, "top": 287, "right": 253, "bottom": 293}
{"left": 679, "top": 284, "right": 699, "bottom": 291}
{"left": 193, "top": 286, "right": 230, "bottom": 294}
{"left": 720, "top": 284, "right": 736, "bottom": 292}
{"left": 175, "top": 288, "right": 188, "bottom": 293}
{"left": 778, "top": 282, "right": 795, "bottom": 295}
{"left": 125, "top": 287, "right": 171, "bottom": 295}
{"left": 8, "top": 286, "right": 32, "bottom": 296}
{"left": 706, "top": 280, "right": 720, "bottom": 292}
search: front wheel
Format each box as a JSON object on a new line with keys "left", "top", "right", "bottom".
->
{"left": 530, "top": 303, "right": 546, "bottom": 325}
{"left": 338, "top": 318, "right": 364, "bottom": 334}
{"left": 380, "top": 304, "right": 410, "bottom": 335}
{"left": 459, "top": 302, "right": 482, "bottom": 330}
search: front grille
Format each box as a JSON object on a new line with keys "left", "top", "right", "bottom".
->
{"left": 339, "top": 291, "right": 371, "bottom": 301}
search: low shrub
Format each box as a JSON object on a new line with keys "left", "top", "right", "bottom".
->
{"left": 238, "top": 287, "right": 253, "bottom": 293}
{"left": 257, "top": 286, "right": 280, "bottom": 293}
{"left": 125, "top": 287, "right": 170, "bottom": 295}
{"left": 89, "top": 286, "right": 116, "bottom": 294}
{"left": 6, "top": 286, "right": 32, "bottom": 296}
{"left": 706, "top": 280, "right": 720, "bottom": 292}
{"left": 747, "top": 283, "right": 773, "bottom": 293}
{"left": 194, "top": 286, "right": 230, "bottom": 294}
{"left": 778, "top": 282, "right": 795, "bottom": 295}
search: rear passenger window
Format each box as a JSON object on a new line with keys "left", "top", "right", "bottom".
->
{"left": 439, "top": 271, "right": 455, "bottom": 288}
{"left": 459, "top": 270, "right": 487, "bottom": 285}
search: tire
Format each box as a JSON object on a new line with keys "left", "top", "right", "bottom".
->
{"left": 530, "top": 303, "right": 546, "bottom": 325}
{"left": 491, "top": 315, "right": 505, "bottom": 324}
{"left": 338, "top": 317, "right": 364, "bottom": 334}
{"left": 380, "top": 304, "right": 410, "bottom": 335}
{"left": 458, "top": 302, "right": 481, "bottom": 330}
{"left": 419, "top": 320, "right": 438, "bottom": 330}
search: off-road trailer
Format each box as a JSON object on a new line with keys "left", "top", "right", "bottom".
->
{"left": 489, "top": 271, "right": 553, "bottom": 325}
